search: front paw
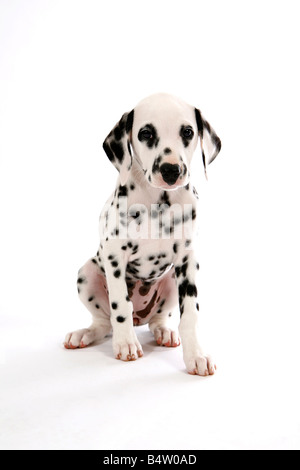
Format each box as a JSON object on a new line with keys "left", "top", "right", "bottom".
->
{"left": 113, "top": 332, "right": 143, "bottom": 362}
{"left": 185, "top": 353, "right": 216, "bottom": 376}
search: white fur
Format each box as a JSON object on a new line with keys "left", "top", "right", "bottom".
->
{"left": 64, "top": 93, "right": 221, "bottom": 376}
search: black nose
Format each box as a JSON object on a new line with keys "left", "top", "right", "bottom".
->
{"left": 160, "top": 163, "right": 181, "bottom": 185}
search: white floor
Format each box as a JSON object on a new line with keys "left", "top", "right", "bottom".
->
{"left": 1, "top": 315, "right": 299, "bottom": 450}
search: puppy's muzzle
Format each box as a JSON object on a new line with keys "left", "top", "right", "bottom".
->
{"left": 160, "top": 163, "right": 182, "bottom": 186}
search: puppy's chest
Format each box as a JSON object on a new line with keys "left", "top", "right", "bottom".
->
{"left": 123, "top": 201, "right": 196, "bottom": 243}
{"left": 126, "top": 247, "right": 173, "bottom": 282}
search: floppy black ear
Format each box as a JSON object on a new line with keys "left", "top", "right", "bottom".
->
{"left": 195, "top": 108, "right": 221, "bottom": 177}
{"left": 103, "top": 110, "right": 134, "bottom": 185}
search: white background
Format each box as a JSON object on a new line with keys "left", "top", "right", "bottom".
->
{"left": 0, "top": 0, "right": 300, "bottom": 450}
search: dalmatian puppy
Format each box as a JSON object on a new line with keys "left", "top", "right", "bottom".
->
{"left": 64, "top": 93, "right": 221, "bottom": 376}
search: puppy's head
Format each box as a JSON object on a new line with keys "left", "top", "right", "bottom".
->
{"left": 103, "top": 93, "right": 221, "bottom": 189}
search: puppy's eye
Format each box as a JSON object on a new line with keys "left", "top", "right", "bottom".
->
{"left": 182, "top": 127, "right": 194, "bottom": 138}
{"left": 139, "top": 129, "right": 153, "bottom": 140}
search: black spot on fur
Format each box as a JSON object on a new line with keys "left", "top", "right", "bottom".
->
{"left": 103, "top": 141, "right": 115, "bottom": 162}
{"left": 130, "top": 209, "right": 140, "bottom": 219}
{"left": 113, "top": 123, "right": 125, "bottom": 141}
{"left": 181, "top": 262, "right": 188, "bottom": 278}
{"left": 111, "top": 228, "right": 119, "bottom": 237}
{"left": 132, "top": 244, "right": 139, "bottom": 255}
{"left": 118, "top": 185, "right": 128, "bottom": 198}
{"left": 160, "top": 264, "right": 170, "bottom": 272}
{"left": 131, "top": 260, "right": 141, "bottom": 266}
{"left": 111, "top": 302, "right": 118, "bottom": 310}
{"left": 175, "top": 266, "right": 181, "bottom": 277}
{"left": 159, "top": 191, "right": 170, "bottom": 207}
{"left": 203, "top": 120, "right": 221, "bottom": 155}
{"left": 178, "top": 280, "right": 198, "bottom": 305}
{"left": 114, "top": 269, "right": 121, "bottom": 278}
{"left": 193, "top": 186, "right": 199, "bottom": 199}
{"left": 127, "top": 264, "right": 139, "bottom": 276}
{"left": 152, "top": 156, "right": 162, "bottom": 174}
{"left": 126, "top": 110, "right": 134, "bottom": 133}
{"left": 195, "top": 108, "right": 204, "bottom": 138}
{"left": 213, "top": 135, "right": 222, "bottom": 154}
{"left": 110, "top": 141, "right": 124, "bottom": 164}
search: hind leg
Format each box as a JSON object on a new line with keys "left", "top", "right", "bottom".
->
{"left": 64, "top": 258, "right": 111, "bottom": 349}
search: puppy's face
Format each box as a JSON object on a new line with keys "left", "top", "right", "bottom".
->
{"left": 103, "top": 93, "right": 221, "bottom": 188}
{"left": 132, "top": 94, "right": 198, "bottom": 190}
